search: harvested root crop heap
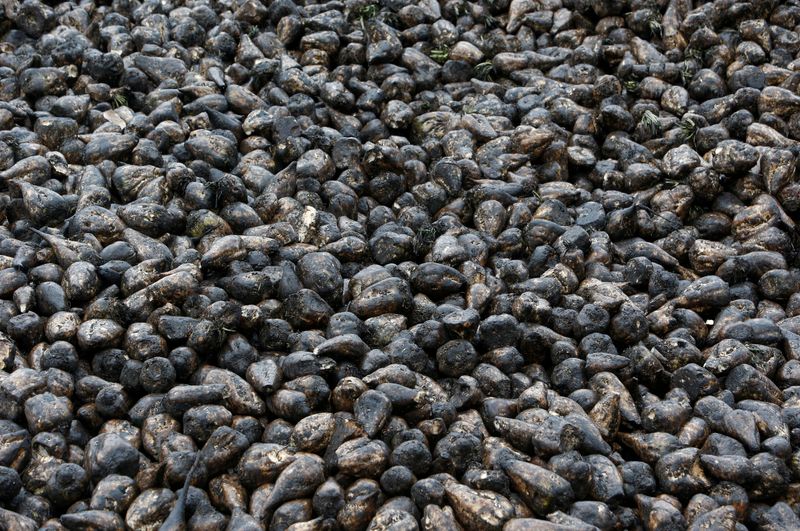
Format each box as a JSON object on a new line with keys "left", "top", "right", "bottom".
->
{"left": 1, "top": 0, "right": 800, "bottom": 529}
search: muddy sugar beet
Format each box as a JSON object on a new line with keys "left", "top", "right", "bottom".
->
{"left": 2, "top": 0, "right": 800, "bottom": 528}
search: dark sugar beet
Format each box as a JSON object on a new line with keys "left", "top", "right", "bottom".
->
{"left": 1, "top": 0, "right": 800, "bottom": 527}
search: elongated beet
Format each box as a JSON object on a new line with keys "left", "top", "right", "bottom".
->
{"left": 263, "top": 455, "right": 325, "bottom": 511}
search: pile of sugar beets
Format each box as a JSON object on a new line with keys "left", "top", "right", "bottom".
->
{"left": 3, "top": 0, "right": 800, "bottom": 528}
